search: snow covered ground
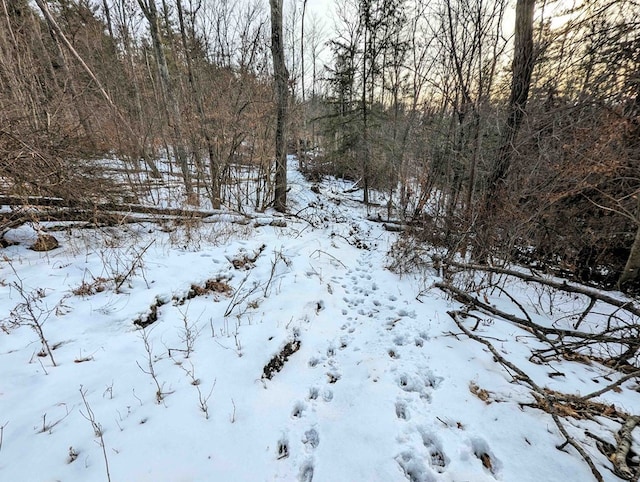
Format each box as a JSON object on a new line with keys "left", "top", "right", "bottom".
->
{"left": 1, "top": 161, "right": 639, "bottom": 481}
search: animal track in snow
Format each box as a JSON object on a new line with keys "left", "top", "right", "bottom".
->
{"left": 470, "top": 437, "right": 501, "bottom": 477}
{"left": 397, "top": 371, "right": 442, "bottom": 400}
{"left": 326, "top": 371, "right": 341, "bottom": 384}
{"left": 308, "top": 356, "right": 322, "bottom": 368}
{"left": 393, "top": 335, "right": 408, "bottom": 346}
{"left": 292, "top": 401, "right": 306, "bottom": 419}
{"left": 277, "top": 437, "right": 289, "bottom": 460}
{"left": 395, "top": 451, "right": 433, "bottom": 482}
{"left": 308, "top": 387, "right": 319, "bottom": 400}
{"left": 395, "top": 401, "right": 410, "bottom": 420}
{"left": 322, "top": 388, "right": 333, "bottom": 402}
{"left": 298, "top": 460, "right": 314, "bottom": 482}
{"left": 302, "top": 428, "right": 320, "bottom": 450}
{"left": 397, "top": 309, "right": 416, "bottom": 319}
{"left": 419, "top": 428, "right": 449, "bottom": 473}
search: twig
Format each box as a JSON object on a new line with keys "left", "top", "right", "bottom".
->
{"left": 309, "top": 249, "right": 348, "bottom": 269}
{"left": 230, "top": 398, "right": 236, "bottom": 423}
{"left": 578, "top": 370, "right": 640, "bottom": 402}
{"left": 136, "top": 328, "right": 167, "bottom": 403}
{"left": 575, "top": 297, "right": 597, "bottom": 330}
{"left": 490, "top": 284, "right": 533, "bottom": 323}
{"left": 448, "top": 310, "right": 604, "bottom": 482}
{"left": 437, "top": 282, "right": 630, "bottom": 345}
{"left": 224, "top": 273, "right": 261, "bottom": 318}
{"left": 114, "top": 239, "right": 154, "bottom": 292}
{"left": 0, "top": 421, "right": 7, "bottom": 452}
{"left": 79, "top": 386, "right": 111, "bottom": 482}
{"left": 8, "top": 263, "right": 57, "bottom": 366}
{"left": 175, "top": 361, "right": 216, "bottom": 419}
{"left": 440, "top": 259, "right": 640, "bottom": 318}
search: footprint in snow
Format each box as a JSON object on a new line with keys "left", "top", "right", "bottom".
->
{"left": 298, "top": 460, "right": 314, "bottom": 482}
{"left": 302, "top": 428, "right": 320, "bottom": 450}
{"left": 470, "top": 437, "right": 501, "bottom": 477}
{"left": 393, "top": 335, "right": 408, "bottom": 346}
{"left": 326, "top": 371, "right": 341, "bottom": 384}
{"left": 308, "top": 356, "right": 322, "bottom": 368}
{"left": 308, "top": 387, "right": 319, "bottom": 400}
{"left": 395, "top": 400, "right": 410, "bottom": 420}
{"left": 395, "top": 451, "right": 432, "bottom": 482}
{"left": 291, "top": 401, "right": 306, "bottom": 419}
{"left": 418, "top": 428, "right": 449, "bottom": 473}
{"left": 277, "top": 437, "right": 289, "bottom": 460}
{"left": 397, "top": 371, "right": 442, "bottom": 400}
{"left": 397, "top": 309, "right": 416, "bottom": 319}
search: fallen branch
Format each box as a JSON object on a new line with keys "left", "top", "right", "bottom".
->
{"left": 436, "top": 282, "right": 633, "bottom": 346}
{"left": 448, "top": 310, "right": 604, "bottom": 482}
{"left": 440, "top": 259, "right": 640, "bottom": 318}
{"left": 612, "top": 415, "right": 640, "bottom": 480}
{"left": 578, "top": 370, "right": 640, "bottom": 402}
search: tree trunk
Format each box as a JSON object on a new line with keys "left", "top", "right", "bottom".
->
{"left": 475, "top": 0, "right": 535, "bottom": 260}
{"left": 619, "top": 196, "right": 640, "bottom": 289}
{"left": 269, "top": 0, "right": 288, "bottom": 212}
{"left": 176, "top": 0, "right": 220, "bottom": 208}
{"left": 137, "top": 0, "right": 194, "bottom": 201}
{"left": 486, "top": 0, "right": 535, "bottom": 198}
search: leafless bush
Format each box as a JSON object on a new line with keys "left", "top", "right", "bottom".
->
{"left": 79, "top": 386, "right": 111, "bottom": 482}
{"left": 95, "top": 239, "right": 153, "bottom": 293}
{"left": 7, "top": 264, "right": 58, "bottom": 366}
{"left": 136, "top": 327, "right": 169, "bottom": 403}
{"left": 175, "top": 362, "right": 216, "bottom": 419}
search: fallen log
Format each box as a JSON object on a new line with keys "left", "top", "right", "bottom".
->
{"left": 439, "top": 259, "right": 640, "bottom": 318}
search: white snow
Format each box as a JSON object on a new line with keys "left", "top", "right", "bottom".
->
{"left": 1, "top": 160, "right": 638, "bottom": 481}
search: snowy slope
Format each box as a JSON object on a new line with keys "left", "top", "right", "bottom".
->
{"left": 1, "top": 161, "right": 638, "bottom": 482}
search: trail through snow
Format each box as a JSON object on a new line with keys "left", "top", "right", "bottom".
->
{"left": 1, "top": 161, "right": 638, "bottom": 481}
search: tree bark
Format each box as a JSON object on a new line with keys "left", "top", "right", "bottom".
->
{"left": 176, "top": 0, "right": 220, "bottom": 208}
{"left": 269, "top": 0, "right": 289, "bottom": 212}
{"left": 486, "top": 0, "right": 535, "bottom": 199}
{"left": 137, "top": 0, "right": 194, "bottom": 200}
{"left": 619, "top": 195, "right": 640, "bottom": 289}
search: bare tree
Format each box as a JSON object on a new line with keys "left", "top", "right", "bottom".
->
{"left": 137, "top": 0, "right": 195, "bottom": 202}
{"left": 486, "top": 0, "right": 536, "bottom": 203}
{"left": 269, "top": 0, "right": 289, "bottom": 212}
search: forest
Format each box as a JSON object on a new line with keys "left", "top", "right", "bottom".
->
{"left": 1, "top": 0, "right": 638, "bottom": 290}
{"left": 2, "top": 2, "right": 640, "bottom": 481}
